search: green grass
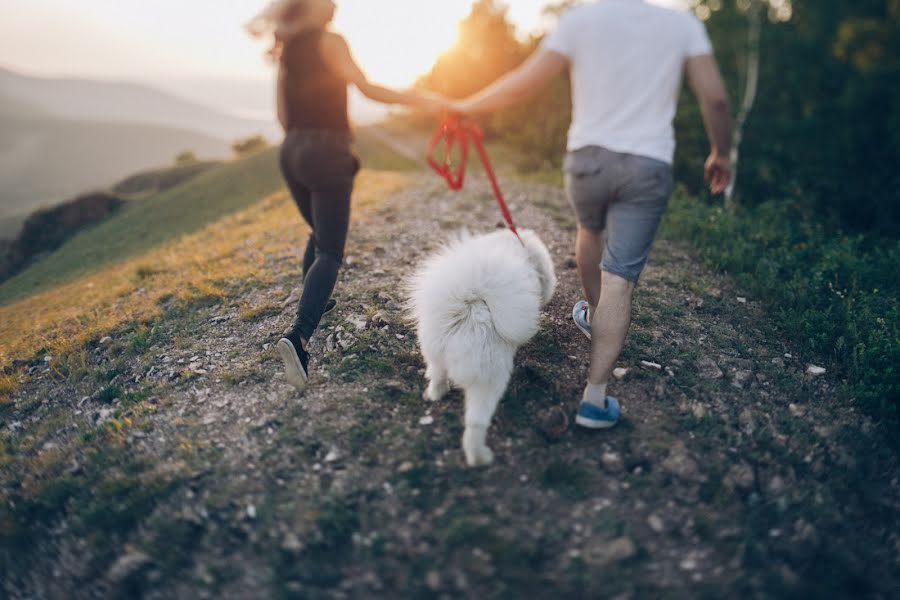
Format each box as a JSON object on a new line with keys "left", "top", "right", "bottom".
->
{"left": 0, "top": 148, "right": 282, "bottom": 305}
{"left": 0, "top": 131, "right": 419, "bottom": 307}
{"left": 660, "top": 189, "right": 900, "bottom": 425}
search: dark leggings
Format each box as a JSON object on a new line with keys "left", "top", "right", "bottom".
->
{"left": 279, "top": 129, "right": 359, "bottom": 343}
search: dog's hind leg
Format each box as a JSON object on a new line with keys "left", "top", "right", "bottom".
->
{"left": 424, "top": 360, "right": 451, "bottom": 402}
{"left": 461, "top": 377, "right": 509, "bottom": 467}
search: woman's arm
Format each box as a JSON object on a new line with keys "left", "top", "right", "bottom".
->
{"left": 454, "top": 49, "right": 568, "bottom": 116}
{"left": 321, "top": 33, "right": 447, "bottom": 112}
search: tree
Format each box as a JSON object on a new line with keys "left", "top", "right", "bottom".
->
{"left": 175, "top": 151, "right": 198, "bottom": 166}
{"left": 232, "top": 135, "right": 269, "bottom": 158}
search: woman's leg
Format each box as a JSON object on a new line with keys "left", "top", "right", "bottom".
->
{"left": 280, "top": 137, "right": 318, "bottom": 278}
{"left": 302, "top": 236, "right": 317, "bottom": 278}
{"left": 288, "top": 177, "right": 354, "bottom": 348}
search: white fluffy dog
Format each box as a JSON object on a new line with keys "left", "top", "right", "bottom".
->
{"left": 408, "top": 229, "right": 557, "bottom": 467}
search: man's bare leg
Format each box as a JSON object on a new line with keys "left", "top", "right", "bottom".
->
{"left": 588, "top": 271, "right": 635, "bottom": 387}
{"left": 576, "top": 226, "right": 606, "bottom": 317}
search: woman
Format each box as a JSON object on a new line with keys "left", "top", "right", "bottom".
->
{"left": 247, "top": 0, "right": 447, "bottom": 392}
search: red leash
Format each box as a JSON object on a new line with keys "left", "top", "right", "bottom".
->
{"left": 427, "top": 115, "right": 522, "bottom": 242}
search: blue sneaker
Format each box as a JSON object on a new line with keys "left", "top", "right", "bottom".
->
{"left": 572, "top": 300, "right": 592, "bottom": 340}
{"left": 575, "top": 397, "right": 620, "bottom": 429}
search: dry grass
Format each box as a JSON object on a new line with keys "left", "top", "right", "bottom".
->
{"left": 0, "top": 373, "right": 18, "bottom": 405}
{"left": 0, "top": 170, "right": 410, "bottom": 376}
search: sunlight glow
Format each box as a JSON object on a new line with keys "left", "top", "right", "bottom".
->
{"left": 0, "top": 0, "right": 689, "bottom": 86}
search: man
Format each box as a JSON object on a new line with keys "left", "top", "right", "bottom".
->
{"left": 453, "top": 0, "right": 733, "bottom": 428}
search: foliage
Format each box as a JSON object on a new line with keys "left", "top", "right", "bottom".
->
{"left": 0, "top": 193, "right": 124, "bottom": 283}
{"left": 680, "top": 0, "right": 900, "bottom": 235}
{"left": 231, "top": 135, "right": 269, "bottom": 157}
{"left": 661, "top": 190, "right": 899, "bottom": 421}
{"left": 112, "top": 161, "right": 220, "bottom": 197}
{"left": 174, "top": 151, "right": 198, "bottom": 166}
{"left": 415, "top": 0, "right": 571, "bottom": 170}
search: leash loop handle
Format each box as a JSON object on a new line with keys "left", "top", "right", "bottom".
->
{"left": 426, "top": 115, "right": 521, "bottom": 241}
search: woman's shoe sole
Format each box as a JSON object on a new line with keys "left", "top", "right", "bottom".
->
{"left": 276, "top": 338, "right": 308, "bottom": 392}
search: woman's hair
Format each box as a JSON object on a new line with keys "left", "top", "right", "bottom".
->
{"left": 245, "top": 0, "right": 307, "bottom": 62}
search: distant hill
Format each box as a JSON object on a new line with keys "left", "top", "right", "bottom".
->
{"left": 0, "top": 89, "right": 46, "bottom": 119}
{"left": 0, "top": 214, "right": 26, "bottom": 241}
{"left": 0, "top": 115, "right": 230, "bottom": 219}
{"left": 112, "top": 161, "right": 222, "bottom": 198}
{"left": 0, "top": 67, "right": 275, "bottom": 140}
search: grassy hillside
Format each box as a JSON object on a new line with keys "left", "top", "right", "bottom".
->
{"left": 0, "top": 169, "right": 409, "bottom": 370}
{"left": 0, "top": 130, "right": 421, "bottom": 307}
{"left": 0, "top": 116, "right": 230, "bottom": 219}
{"left": 0, "top": 148, "right": 281, "bottom": 305}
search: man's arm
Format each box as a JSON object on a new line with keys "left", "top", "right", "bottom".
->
{"left": 454, "top": 50, "right": 569, "bottom": 116}
{"left": 686, "top": 54, "right": 733, "bottom": 194}
{"left": 322, "top": 33, "right": 447, "bottom": 112}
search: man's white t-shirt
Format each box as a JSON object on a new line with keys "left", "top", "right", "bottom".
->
{"left": 542, "top": 0, "right": 713, "bottom": 164}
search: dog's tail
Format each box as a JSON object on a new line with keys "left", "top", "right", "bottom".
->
{"left": 407, "top": 243, "right": 540, "bottom": 347}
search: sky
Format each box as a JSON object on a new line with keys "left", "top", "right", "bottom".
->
{"left": 0, "top": 0, "right": 685, "bottom": 88}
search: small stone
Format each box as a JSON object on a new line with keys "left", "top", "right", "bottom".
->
{"left": 425, "top": 570, "right": 441, "bottom": 591}
{"left": 737, "top": 297, "right": 747, "bottom": 304}
{"left": 601, "top": 452, "right": 625, "bottom": 475}
{"left": 739, "top": 409, "right": 755, "bottom": 435}
{"left": 106, "top": 551, "right": 152, "bottom": 585}
{"left": 691, "top": 403, "right": 708, "bottom": 419}
{"left": 97, "top": 408, "right": 115, "bottom": 425}
{"left": 282, "top": 532, "right": 303, "bottom": 553}
{"left": 697, "top": 357, "right": 724, "bottom": 379}
{"left": 99, "top": 336, "right": 113, "bottom": 345}
{"left": 641, "top": 361, "right": 662, "bottom": 371}
{"left": 680, "top": 556, "right": 698, "bottom": 571}
{"left": 647, "top": 514, "right": 665, "bottom": 533}
{"left": 603, "top": 537, "right": 637, "bottom": 564}
{"left": 612, "top": 368, "right": 628, "bottom": 381}
{"left": 325, "top": 449, "right": 340, "bottom": 463}
{"left": 661, "top": 443, "right": 704, "bottom": 483}
{"left": 768, "top": 476, "right": 787, "bottom": 495}
{"left": 247, "top": 504, "right": 257, "bottom": 519}
{"left": 806, "top": 365, "right": 826, "bottom": 377}
{"left": 732, "top": 370, "right": 753, "bottom": 389}
{"left": 419, "top": 415, "right": 435, "bottom": 426}
{"left": 789, "top": 404, "right": 804, "bottom": 418}
{"left": 537, "top": 406, "right": 569, "bottom": 440}
{"left": 725, "top": 463, "right": 755, "bottom": 492}
{"left": 398, "top": 461, "right": 414, "bottom": 473}
{"left": 43, "top": 355, "right": 53, "bottom": 363}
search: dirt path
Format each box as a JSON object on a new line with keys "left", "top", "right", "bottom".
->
{"left": 2, "top": 174, "right": 898, "bottom": 599}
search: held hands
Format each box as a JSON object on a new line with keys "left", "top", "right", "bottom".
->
{"left": 704, "top": 152, "right": 732, "bottom": 195}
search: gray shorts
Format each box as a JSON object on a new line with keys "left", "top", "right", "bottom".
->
{"left": 564, "top": 145, "right": 674, "bottom": 282}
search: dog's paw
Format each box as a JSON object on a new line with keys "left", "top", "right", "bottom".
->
{"left": 463, "top": 427, "right": 494, "bottom": 467}
{"left": 464, "top": 444, "right": 495, "bottom": 467}
{"left": 423, "top": 380, "right": 449, "bottom": 402}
